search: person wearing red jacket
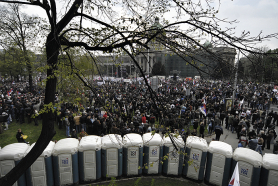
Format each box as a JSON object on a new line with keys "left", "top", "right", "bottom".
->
{"left": 103, "top": 112, "right": 107, "bottom": 119}
{"left": 142, "top": 114, "right": 146, "bottom": 123}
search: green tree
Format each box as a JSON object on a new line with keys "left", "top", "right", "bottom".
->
{"left": 0, "top": 4, "right": 40, "bottom": 92}
{"left": 240, "top": 47, "right": 278, "bottom": 83}
{"left": 0, "top": 47, "right": 26, "bottom": 81}
{"left": 263, "top": 49, "right": 278, "bottom": 83}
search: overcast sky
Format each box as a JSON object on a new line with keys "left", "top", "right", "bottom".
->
{"left": 215, "top": 0, "right": 278, "bottom": 50}
{"left": 1, "top": 0, "right": 278, "bottom": 51}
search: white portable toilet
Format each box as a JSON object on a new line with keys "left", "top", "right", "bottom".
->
{"left": 162, "top": 134, "right": 185, "bottom": 176}
{"left": 101, "top": 134, "right": 123, "bottom": 178}
{"left": 205, "top": 141, "right": 233, "bottom": 186}
{"left": 0, "top": 143, "right": 29, "bottom": 186}
{"left": 232, "top": 148, "right": 262, "bottom": 186}
{"left": 142, "top": 133, "right": 164, "bottom": 175}
{"left": 183, "top": 136, "right": 208, "bottom": 181}
{"left": 122, "top": 133, "right": 143, "bottom": 176}
{"left": 260, "top": 153, "right": 278, "bottom": 186}
{"left": 78, "top": 135, "right": 102, "bottom": 183}
{"left": 25, "top": 141, "right": 55, "bottom": 186}
{"left": 52, "top": 138, "right": 79, "bottom": 186}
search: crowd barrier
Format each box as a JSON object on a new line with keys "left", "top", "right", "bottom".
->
{"left": 0, "top": 134, "right": 272, "bottom": 186}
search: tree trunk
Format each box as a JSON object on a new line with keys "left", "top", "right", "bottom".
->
{"left": 0, "top": 32, "right": 58, "bottom": 186}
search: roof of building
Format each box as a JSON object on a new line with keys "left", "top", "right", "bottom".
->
{"left": 150, "top": 17, "right": 163, "bottom": 30}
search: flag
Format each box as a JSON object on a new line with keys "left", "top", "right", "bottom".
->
{"left": 7, "top": 88, "right": 13, "bottom": 96}
{"left": 229, "top": 162, "right": 240, "bottom": 186}
{"left": 200, "top": 103, "right": 207, "bottom": 116}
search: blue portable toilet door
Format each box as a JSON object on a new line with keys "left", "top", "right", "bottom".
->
{"left": 187, "top": 148, "right": 202, "bottom": 179}
{"left": 167, "top": 146, "right": 180, "bottom": 175}
{"left": 209, "top": 153, "right": 225, "bottom": 185}
{"left": 0, "top": 160, "right": 18, "bottom": 186}
{"left": 148, "top": 146, "right": 160, "bottom": 174}
{"left": 30, "top": 157, "right": 47, "bottom": 186}
{"left": 128, "top": 147, "right": 139, "bottom": 175}
{"left": 268, "top": 169, "right": 278, "bottom": 186}
{"left": 83, "top": 150, "right": 96, "bottom": 180}
{"left": 238, "top": 161, "right": 253, "bottom": 186}
{"left": 107, "top": 148, "right": 118, "bottom": 177}
{"left": 59, "top": 154, "right": 73, "bottom": 185}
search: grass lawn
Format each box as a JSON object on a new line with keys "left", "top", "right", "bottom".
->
{"left": 0, "top": 118, "right": 66, "bottom": 148}
{"left": 0, "top": 117, "right": 209, "bottom": 148}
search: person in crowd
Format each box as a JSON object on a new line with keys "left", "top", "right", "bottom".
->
{"left": 71, "top": 129, "right": 77, "bottom": 139}
{"left": 141, "top": 114, "right": 146, "bottom": 124}
{"left": 248, "top": 135, "right": 258, "bottom": 151}
{"left": 79, "top": 128, "right": 88, "bottom": 140}
{"left": 261, "top": 131, "right": 267, "bottom": 150}
{"left": 238, "top": 128, "right": 248, "bottom": 147}
{"left": 214, "top": 123, "right": 223, "bottom": 141}
{"left": 266, "top": 128, "right": 275, "bottom": 150}
{"left": 64, "top": 116, "right": 70, "bottom": 137}
{"left": 273, "top": 140, "right": 278, "bottom": 154}
{"left": 16, "top": 128, "right": 28, "bottom": 144}
{"left": 199, "top": 122, "right": 205, "bottom": 138}
{"left": 74, "top": 113, "right": 81, "bottom": 134}
{"left": 256, "top": 134, "right": 264, "bottom": 155}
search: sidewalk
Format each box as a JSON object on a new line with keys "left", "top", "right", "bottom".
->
{"left": 204, "top": 127, "right": 275, "bottom": 155}
{"left": 204, "top": 103, "right": 278, "bottom": 155}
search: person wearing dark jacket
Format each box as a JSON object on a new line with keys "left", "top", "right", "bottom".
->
{"left": 248, "top": 135, "right": 258, "bottom": 151}
{"left": 199, "top": 122, "right": 205, "bottom": 138}
{"left": 193, "top": 119, "right": 199, "bottom": 130}
{"left": 16, "top": 129, "right": 28, "bottom": 143}
{"left": 261, "top": 131, "right": 267, "bottom": 150}
{"left": 214, "top": 124, "right": 223, "bottom": 141}
{"left": 220, "top": 111, "right": 226, "bottom": 126}
{"left": 273, "top": 141, "right": 278, "bottom": 154}
{"left": 266, "top": 129, "right": 274, "bottom": 149}
{"left": 80, "top": 112, "right": 87, "bottom": 132}
{"left": 86, "top": 115, "right": 93, "bottom": 135}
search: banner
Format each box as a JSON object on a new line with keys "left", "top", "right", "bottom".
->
{"left": 226, "top": 99, "right": 233, "bottom": 111}
{"left": 229, "top": 162, "right": 240, "bottom": 186}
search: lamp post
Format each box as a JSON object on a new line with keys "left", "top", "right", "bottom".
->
{"left": 232, "top": 51, "right": 240, "bottom": 107}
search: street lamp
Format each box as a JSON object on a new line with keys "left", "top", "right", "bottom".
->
{"left": 232, "top": 51, "right": 240, "bottom": 107}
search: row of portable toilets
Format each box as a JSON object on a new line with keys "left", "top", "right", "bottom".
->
{"left": 0, "top": 133, "right": 278, "bottom": 186}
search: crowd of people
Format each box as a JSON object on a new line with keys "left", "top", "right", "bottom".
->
{"left": 1, "top": 78, "right": 278, "bottom": 155}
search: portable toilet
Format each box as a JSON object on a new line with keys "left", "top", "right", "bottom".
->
{"left": 25, "top": 141, "right": 55, "bottom": 186}
{"left": 101, "top": 134, "right": 123, "bottom": 178}
{"left": 142, "top": 133, "right": 164, "bottom": 175}
{"left": 183, "top": 136, "right": 208, "bottom": 181}
{"left": 232, "top": 148, "right": 262, "bottom": 186}
{"left": 162, "top": 134, "right": 185, "bottom": 176}
{"left": 0, "top": 143, "right": 29, "bottom": 186}
{"left": 205, "top": 141, "right": 233, "bottom": 186}
{"left": 78, "top": 135, "right": 101, "bottom": 183}
{"left": 52, "top": 138, "right": 79, "bottom": 186}
{"left": 122, "top": 133, "right": 143, "bottom": 176}
{"left": 260, "top": 153, "right": 278, "bottom": 186}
